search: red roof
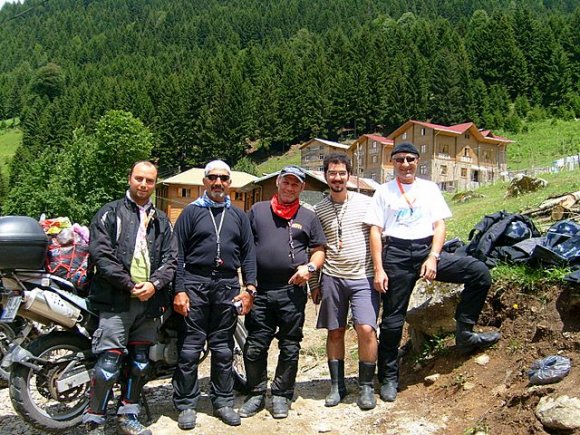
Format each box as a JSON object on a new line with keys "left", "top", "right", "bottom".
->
{"left": 364, "top": 134, "right": 393, "bottom": 145}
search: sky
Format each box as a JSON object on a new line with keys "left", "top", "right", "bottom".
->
{"left": 0, "top": 0, "right": 18, "bottom": 8}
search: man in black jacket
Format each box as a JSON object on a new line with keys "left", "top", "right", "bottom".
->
{"left": 172, "top": 160, "right": 257, "bottom": 430}
{"left": 83, "top": 161, "right": 177, "bottom": 435}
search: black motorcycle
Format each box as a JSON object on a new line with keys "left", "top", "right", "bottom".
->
{"left": 0, "top": 216, "right": 247, "bottom": 432}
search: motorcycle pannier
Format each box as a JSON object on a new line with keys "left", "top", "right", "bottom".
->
{"left": 0, "top": 216, "right": 48, "bottom": 270}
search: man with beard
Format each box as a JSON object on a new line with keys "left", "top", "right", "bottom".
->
{"left": 84, "top": 161, "right": 177, "bottom": 435}
{"left": 239, "top": 165, "right": 326, "bottom": 419}
{"left": 172, "top": 160, "right": 257, "bottom": 430}
{"left": 364, "top": 142, "right": 501, "bottom": 403}
{"left": 310, "top": 153, "right": 379, "bottom": 410}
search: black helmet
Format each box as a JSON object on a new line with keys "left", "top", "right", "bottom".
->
{"left": 503, "top": 221, "right": 532, "bottom": 243}
{"left": 545, "top": 220, "right": 580, "bottom": 248}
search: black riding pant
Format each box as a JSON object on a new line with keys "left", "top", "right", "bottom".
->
{"left": 378, "top": 237, "right": 491, "bottom": 384}
{"left": 172, "top": 273, "right": 239, "bottom": 410}
{"left": 243, "top": 284, "right": 307, "bottom": 400}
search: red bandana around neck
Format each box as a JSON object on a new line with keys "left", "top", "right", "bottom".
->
{"left": 271, "top": 194, "right": 300, "bottom": 220}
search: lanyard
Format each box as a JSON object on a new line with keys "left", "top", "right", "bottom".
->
{"left": 208, "top": 208, "right": 226, "bottom": 266}
{"left": 331, "top": 194, "right": 349, "bottom": 250}
{"left": 396, "top": 178, "right": 415, "bottom": 214}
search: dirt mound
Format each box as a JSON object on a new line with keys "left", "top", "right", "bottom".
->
{"left": 366, "top": 282, "right": 579, "bottom": 434}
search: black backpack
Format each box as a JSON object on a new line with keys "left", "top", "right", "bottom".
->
{"left": 463, "top": 210, "right": 541, "bottom": 268}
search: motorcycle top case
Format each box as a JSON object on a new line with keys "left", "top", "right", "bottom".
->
{"left": 0, "top": 216, "right": 48, "bottom": 270}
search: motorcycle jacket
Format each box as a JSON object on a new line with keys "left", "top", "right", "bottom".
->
{"left": 88, "top": 196, "right": 177, "bottom": 317}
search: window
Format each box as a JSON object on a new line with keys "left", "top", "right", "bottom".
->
{"left": 372, "top": 141, "right": 377, "bottom": 149}
{"left": 483, "top": 151, "right": 490, "bottom": 161}
{"left": 318, "top": 166, "right": 324, "bottom": 171}
{"left": 421, "top": 144, "right": 427, "bottom": 154}
{"left": 419, "top": 165, "right": 427, "bottom": 175}
{"left": 319, "top": 154, "right": 324, "bottom": 160}
{"left": 371, "top": 172, "right": 377, "bottom": 180}
{"left": 402, "top": 132, "right": 407, "bottom": 139}
{"left": 463, "top": 147, "right": 469, "bottom": 157}
{"left": 304, "top": 155, "right": 310, "bottom": 161}
{"left": 441, "top": 145, "right": 449, "bottom": 154}
{"left": 440, "top": 165, "right": 447, "bottom": 175}
{"left": 461, "top": 168, "right": 467, "bottom": 177}
{"left": 234, "top": 192, "right": 244, "bottom": 201}
{"left": 465, "top": 133, "right": 470, "bottom": 139}
{"left": 421, "top": 128, "right": 426, "bottom": 136}
{"left": 372, "top": 155, "right": 378, "bottom": 163}
{"left": 178, "top": 188, "right": 191, "bottom": 198}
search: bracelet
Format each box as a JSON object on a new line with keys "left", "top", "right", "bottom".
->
{"left": 428, "top": 252, "right": 440, "bottom": 260}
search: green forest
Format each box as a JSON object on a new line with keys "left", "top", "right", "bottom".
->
{"left": 0, "top": 0, "right": 578, "bottom": 222}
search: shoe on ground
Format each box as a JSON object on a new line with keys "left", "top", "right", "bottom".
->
{"left": 324, "top": 384, "right": 347, "bottom": 407}
{"left": 239, "top": 395, "right": 265, "bottom": 418}
{"left": 177, "top": 409, "right": 197, "bottom": 430}
{"left": 214, "top": 406, "right": 241, "bottom": 426}
{"left": 456, "top": 322, "right": 501, "bottom": 354}
{"left": 86, "top": 422, "right": 105, "bottom": 435}
{"left": 271, "top": 395, "right": 289, "bottom": 419}
{"left": 380, "top": 382, "right": 397, "bottom": 402}
{"left": 116, "top": 414, "right": 152, "bottom": 435}
{"left": 357, "top": 384, "right": 376, "bottom": 410}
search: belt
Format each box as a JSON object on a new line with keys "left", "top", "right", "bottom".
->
{"left": 185, "top": 264, "right": 237, "bottom": 279}
{"left": 384, "top": 235, "right": 432, "bottom": 247}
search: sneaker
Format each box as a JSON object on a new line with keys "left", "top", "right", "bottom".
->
{"left": 271, "top": 396, "right": 289, "bottom": 419}
{"left": 177, "top": 409, "right": 197, "bottom": 430}
{"left": 380, "top": 382, "right": 397, "bottom": 402}
{"left": 239, "top": 395, "right": 265, "bottom": 418}
{"left": 116, "top": 414, "right": 151, "bottom": 435}
{"left": 85, "top": 422, "right": 105, "bottom": 435}
{"left": 214, "top": 406, "right": 241, "bottom": 426}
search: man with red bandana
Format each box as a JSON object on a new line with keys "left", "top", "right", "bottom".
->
{"left": 239, "top": 165, "right": 326, "bottom": 419}
{"left": 364, "top": 142, "right": 501, "bottom": 403}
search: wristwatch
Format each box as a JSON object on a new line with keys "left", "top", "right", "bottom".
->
{"left": 306, "top": 262, "right": 317, "bottom": 273}
{"left": 428, "top": 252, "right": 440, "bottom": 261}
{"left": 245, "top": 287, "right": 258, "bottom": 297}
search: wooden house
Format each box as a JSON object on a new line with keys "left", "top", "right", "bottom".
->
{"left": 299, "top": 138, "right": 350, "bottom": 171}
{"left": 155, "top": 168, "right": 258, "bottom": 224}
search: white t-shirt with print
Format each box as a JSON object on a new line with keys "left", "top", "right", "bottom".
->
{"left": 364, "top": 178, "right": 451, "bottom": 240}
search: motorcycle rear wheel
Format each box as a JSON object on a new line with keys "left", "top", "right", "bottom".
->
{"left": 9, "top": 331, "right": 93, "bottom": 432}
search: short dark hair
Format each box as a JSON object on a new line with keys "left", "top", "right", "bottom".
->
{"left": 323, "top": 152, "right": 352, "bottom": 174}
{"left": 129, "top": 161, "right": 157, "bottom": 178}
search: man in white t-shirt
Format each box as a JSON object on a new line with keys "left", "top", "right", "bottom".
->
{"left": 364, "top": 142, "right": 500, "bottom": 403}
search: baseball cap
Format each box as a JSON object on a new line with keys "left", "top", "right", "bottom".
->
{"left": 279, "top": 165, "right": 306, "bottom": 183}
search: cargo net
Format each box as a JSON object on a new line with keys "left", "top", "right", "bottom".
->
{"left": 40, "top": 218, "right": 90, "bottom": 293}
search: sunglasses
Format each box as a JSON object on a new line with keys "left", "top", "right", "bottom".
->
{"left": 393, "top": 156, "right": 417, "bottom": 164}
{"left": 206, "top": 174, "right": 230, "bottom": 182}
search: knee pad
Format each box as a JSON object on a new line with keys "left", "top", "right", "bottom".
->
{"left": 122, "top": 344, "right": 151, "bottom": 404}
{"left": 89, "top": 350, "right": 124, "bottom": 414}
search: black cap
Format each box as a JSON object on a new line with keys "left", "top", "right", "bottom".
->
{"left": 279, "top": 165, "right": 306, "bottom": 183}
{"left": 391, "top": 142, "right": 420, "bottom": 158}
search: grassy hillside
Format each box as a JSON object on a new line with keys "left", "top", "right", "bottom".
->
{"left": 0, "top": 127, "right": 22, "bottom": 176}
{"left": 445, "top": 169, "right": 579, "bottom": 241}
{"left": 255, "top": 145, "right": 301, "bottom": 176}
{"left": 500, "top": 119, "right": 580, "bottom": 171}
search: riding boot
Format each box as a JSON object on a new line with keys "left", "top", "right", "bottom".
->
{"left": 325, "top": 360, "right": 347, "bottom": 407}
{"left": 455, "top": 321, "right": 501, "bottom": 354}
{"left": 357, "top": 362, "right": 376, "bottom": 410}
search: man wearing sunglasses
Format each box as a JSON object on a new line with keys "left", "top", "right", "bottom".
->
{"left": 172, "top": 160, "right": 257, "bottom": 429}
{"left": 240, "top": 165, "right": 326, "bottom": 420}
{"left": 364, "top": 142, "right": 500, "bottom": 403}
